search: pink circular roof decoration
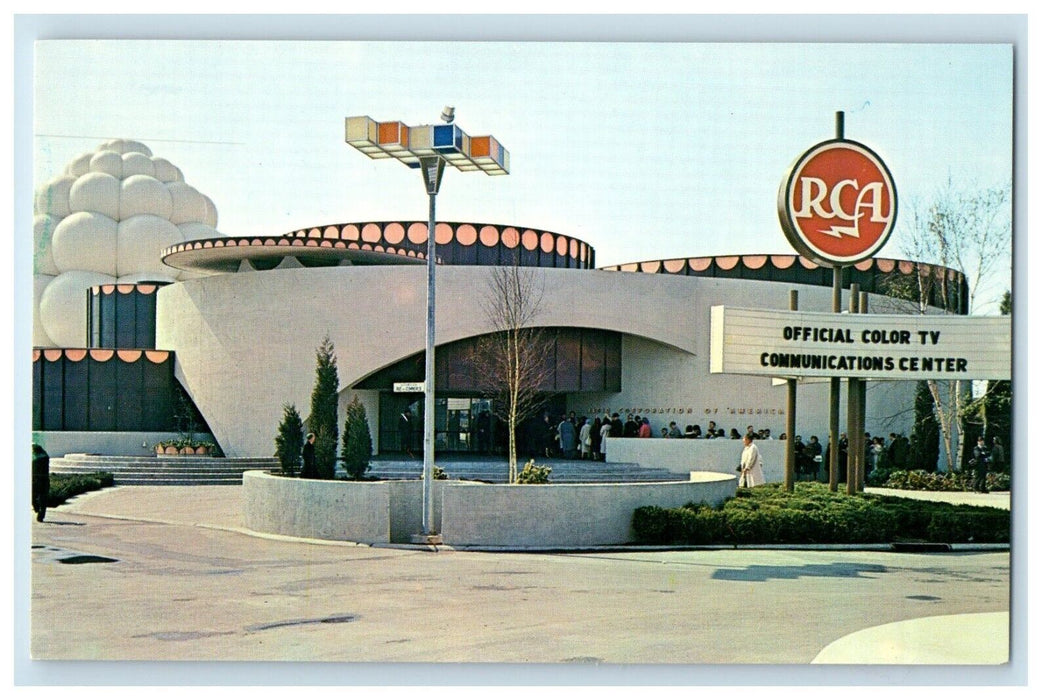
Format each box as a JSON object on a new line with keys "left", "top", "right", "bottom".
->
{"left": 435, "top": 223, "right": 454, "bottom": 245}
{"left": 307, "top": 228, "right": 322, "bottom": 238}
{"left": 539, "top": 232, "right": 554, "bottom": 253}
{"left": 522, "top": 230, "right": 538, "bottom": 250}
{"left": 384, "top": 223, "right": 406, "bottom": 245}
{"left": 898, "top": 261, "right": 914, "bottom": 274}
{"left": 362, "top": 223, "right": 382, "bottom": 243}
{"left": 877, "top": 258, "right": 896, "bottom": 273}
{"left": 408, "top": 222, "right": 428, "bottom": 244}
{"left": 570, "top": 239, "right": 578, "bottom": 257}
{"left": 341, "top": 225, "right": 360, "bottom": 241}
{"left": 716, "top": 256, "right": 739, "bottom": 270}
{"left": 689, "top": 257, "right": 712, "bottom": 272}
{"left": 556, "top": 236, "right": 568, "bottom": 255}
{"left": 641, "top": 261, "right": 661, "bottom": 273}
{"left": 663, "top": 259, "right": 685, "bottom": 273}
{"left": 324, "top": 226, "right": 339, "bottom": 239}
{"left": 480, "top": 225, "right": 499, "bottom": 247}
{"left": 771, "top": 255, "right": 796, "bottom": 269}
{"left": 502, "top": 227, "right": 520, "bottom": 248}
{"left": 854, "top": 258, "right": 874, "bottom": 271}
{"left": 456, "top": 224, "right": 477, "bottom": 246}
{"left": 798, "top": 257, "right": 819, "bottom": 269}
{"left": 742, "top": 255, "right": 767, "bottom": 269}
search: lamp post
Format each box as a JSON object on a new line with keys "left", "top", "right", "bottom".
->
{"left": 345, "top": 109, "right": 509, "bottom": 539}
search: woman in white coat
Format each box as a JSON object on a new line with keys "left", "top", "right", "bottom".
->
{"left": 739, "top": 434, "right": 766, "bottom": 487}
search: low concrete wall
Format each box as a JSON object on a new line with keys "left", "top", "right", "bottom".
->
{"left": 606, "top": 436, "right": 787, "bottom": 481}
{"left": 32, "top": 431, "right": 192, "bottom": 458}
{"left": 440, "top": 474, "right": 737, "bottom": 547}
{"left": 242, "top": 471, "right": 738, "bottom": 548}
{"left": 243, "top": 471, "right": 391, "bottom": 543}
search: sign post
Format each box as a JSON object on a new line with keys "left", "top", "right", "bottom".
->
{"left": 776, "top": 111, "right": 897, "bottom": 490}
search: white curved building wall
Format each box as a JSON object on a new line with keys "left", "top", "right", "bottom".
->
{"left": 157, "top": 264, "right": 916, "bottom": 458}
{"left": 31, "top": 139, "right": 225, "bottom": 347}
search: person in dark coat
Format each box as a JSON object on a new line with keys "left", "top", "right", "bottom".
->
{"left": 837, "top": 433, "right": 849, "bottom": 483}
{"left": 589, "top": 415, "right": 603, "bottom": 460}
{"left": 989, "top": 436, "right": 1006, "bottom": 473}
{"left": 971, "top": 436, "right": 991, "bottom": 493}
{"left": 300, "top": 433, "right": 318, "bottom": 479}
{"left": 32, "top": 443, "right": 50, "bottom": 522}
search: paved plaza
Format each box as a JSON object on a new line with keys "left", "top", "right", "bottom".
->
{"left": 24, "top": 482, "right": 1014, "bottom": 682}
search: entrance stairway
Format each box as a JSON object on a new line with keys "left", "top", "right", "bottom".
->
{"left": 49, "top": 454, "right": 279, "bottom": 486}
{"left": 362, "top": 456, "right": 683, "bottom": 483}
{"left": 49, "top": 454, "right": 683, "bottom": 485}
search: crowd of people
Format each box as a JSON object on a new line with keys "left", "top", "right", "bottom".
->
{"left": 537, "top": 415, "right": 794, "bottom": 461}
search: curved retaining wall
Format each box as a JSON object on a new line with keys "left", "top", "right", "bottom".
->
{"left": 242, "top": 470, "right": 737, "bottom": 547}
{"left": 243, "top": 471, "right": 393, "bottom": 543}
{"left": 605, "top": 437, "right": 786, "bottom": 481}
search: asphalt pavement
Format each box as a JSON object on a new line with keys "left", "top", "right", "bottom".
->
{"left": 25, "top": 484, "right": 1013, "bottom": 679}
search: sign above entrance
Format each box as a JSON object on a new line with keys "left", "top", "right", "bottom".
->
{"left": 710, "top": 306, "right": 1010, "bottom": 381}
{"left": 393, "top": 382, "right": 425, "bottom": 393}
{"left": 778, "top": 139, "right": 897, "bottom": 266}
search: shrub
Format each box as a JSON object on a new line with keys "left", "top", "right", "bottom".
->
{"left": 308, "top": 335, "right": 339, "bottom": 479}
{"left": 882, "top": 469, "right": 1011, "bottom": 492}
{"left": 631, "top": 482, "right": 1009, "bottom": 545}
{"left": 340, "top": 394, "right": 372, "bottom": 480}
{"left": 313, "top": 427, "right": 338, "bottom": 480}
{"left": 516, "top": 459, "right": 551, "bottom": 484}
{"left": 866, "top": 467, "right": 894, "bottom": 487}
{"left": 48, "top": 472, "right": 114, "bottom": 507}
{"left": 274, "top": 403, "right": 305, "bottom": 475}
{"left": 632, "top": 506, "right": 671, "bottom": 542}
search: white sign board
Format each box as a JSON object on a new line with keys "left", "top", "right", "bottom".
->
{"left": 393, "top": 382, "right": 425, "bottom": 393}
{"left": 710, "top": 306, "right": 1010, "bottom": 381}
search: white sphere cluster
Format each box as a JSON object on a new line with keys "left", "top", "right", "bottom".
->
{"left": 33, "top": 139, "right": 224, "bottom": 347}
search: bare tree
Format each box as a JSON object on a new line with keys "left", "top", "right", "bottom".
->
{"left": 885, "top": 179, "right": 1011, "bottom": 471}
{"left": 471, "top": 265, "right": 555, "bottom": 483}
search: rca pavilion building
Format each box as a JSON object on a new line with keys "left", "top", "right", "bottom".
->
{"left": 31, "top": 141, "right": 966, "bottom": 458}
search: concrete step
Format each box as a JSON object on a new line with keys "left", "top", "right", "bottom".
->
{"left": 50, "top": 455, "right": 279, "bottom": 486}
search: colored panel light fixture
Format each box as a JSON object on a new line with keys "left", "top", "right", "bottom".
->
{"left": 345, "top": 116, "right": 509, "bottom": 175}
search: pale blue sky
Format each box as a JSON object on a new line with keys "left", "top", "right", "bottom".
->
{"left": 33, "top": 40, "right": 1014, "bottom": 306}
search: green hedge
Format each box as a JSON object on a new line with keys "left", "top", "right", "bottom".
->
{"left": 48, "top": 472, "right": 115, "bottom": 507}
{"left": 868, "top": 468, "right": 1010, "bottom": 491}
{"left": 632, "top": 482, "right": 1010, "bottom": 545}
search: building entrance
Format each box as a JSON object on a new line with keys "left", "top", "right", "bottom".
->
{"left": 377, "top": 393, "right": 566, "bottom": 456}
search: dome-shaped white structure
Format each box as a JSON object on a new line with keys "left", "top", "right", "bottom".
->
{"left": 33, "top": 215, "right": 61, "bottom": 276}
{"left": 120, "top": 174, "right": 174, "bottom": 220}
{"left": 39, "top": 270, "right": 116, "bottom": 348}
{"left": 117, "top": 215, "right": 183, "bottom": 277}
{"left": 33, "top": 274, "right": 56, "bottom": 346}
{"left": 32, "top": 140, "right": 227, "bottom": 347}
{"left": 51, "top": 212, "right": 118, "bottom": 275}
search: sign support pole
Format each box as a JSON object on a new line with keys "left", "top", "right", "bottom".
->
{"left": 827, "top": 111, "right": 846, "bottom": 492}
{"left": 858, "top": 291, "right": 869, "bottom": 491}
{"left": 785, "top": 289, "right": 798, "bottom": 491}
{"left": 828, "top": 265, "right": 842, "bottom": 491}
{"left": 846, "top": 283, "right": 861, "bottom": 494}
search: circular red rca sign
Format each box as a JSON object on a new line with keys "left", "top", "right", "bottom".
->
{"left": 778, "top": 139, "right": 896, "bottom": 266}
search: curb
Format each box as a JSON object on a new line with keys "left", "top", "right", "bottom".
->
{"left": 49, "top": 506, "right": 1010, "bottom": 554}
